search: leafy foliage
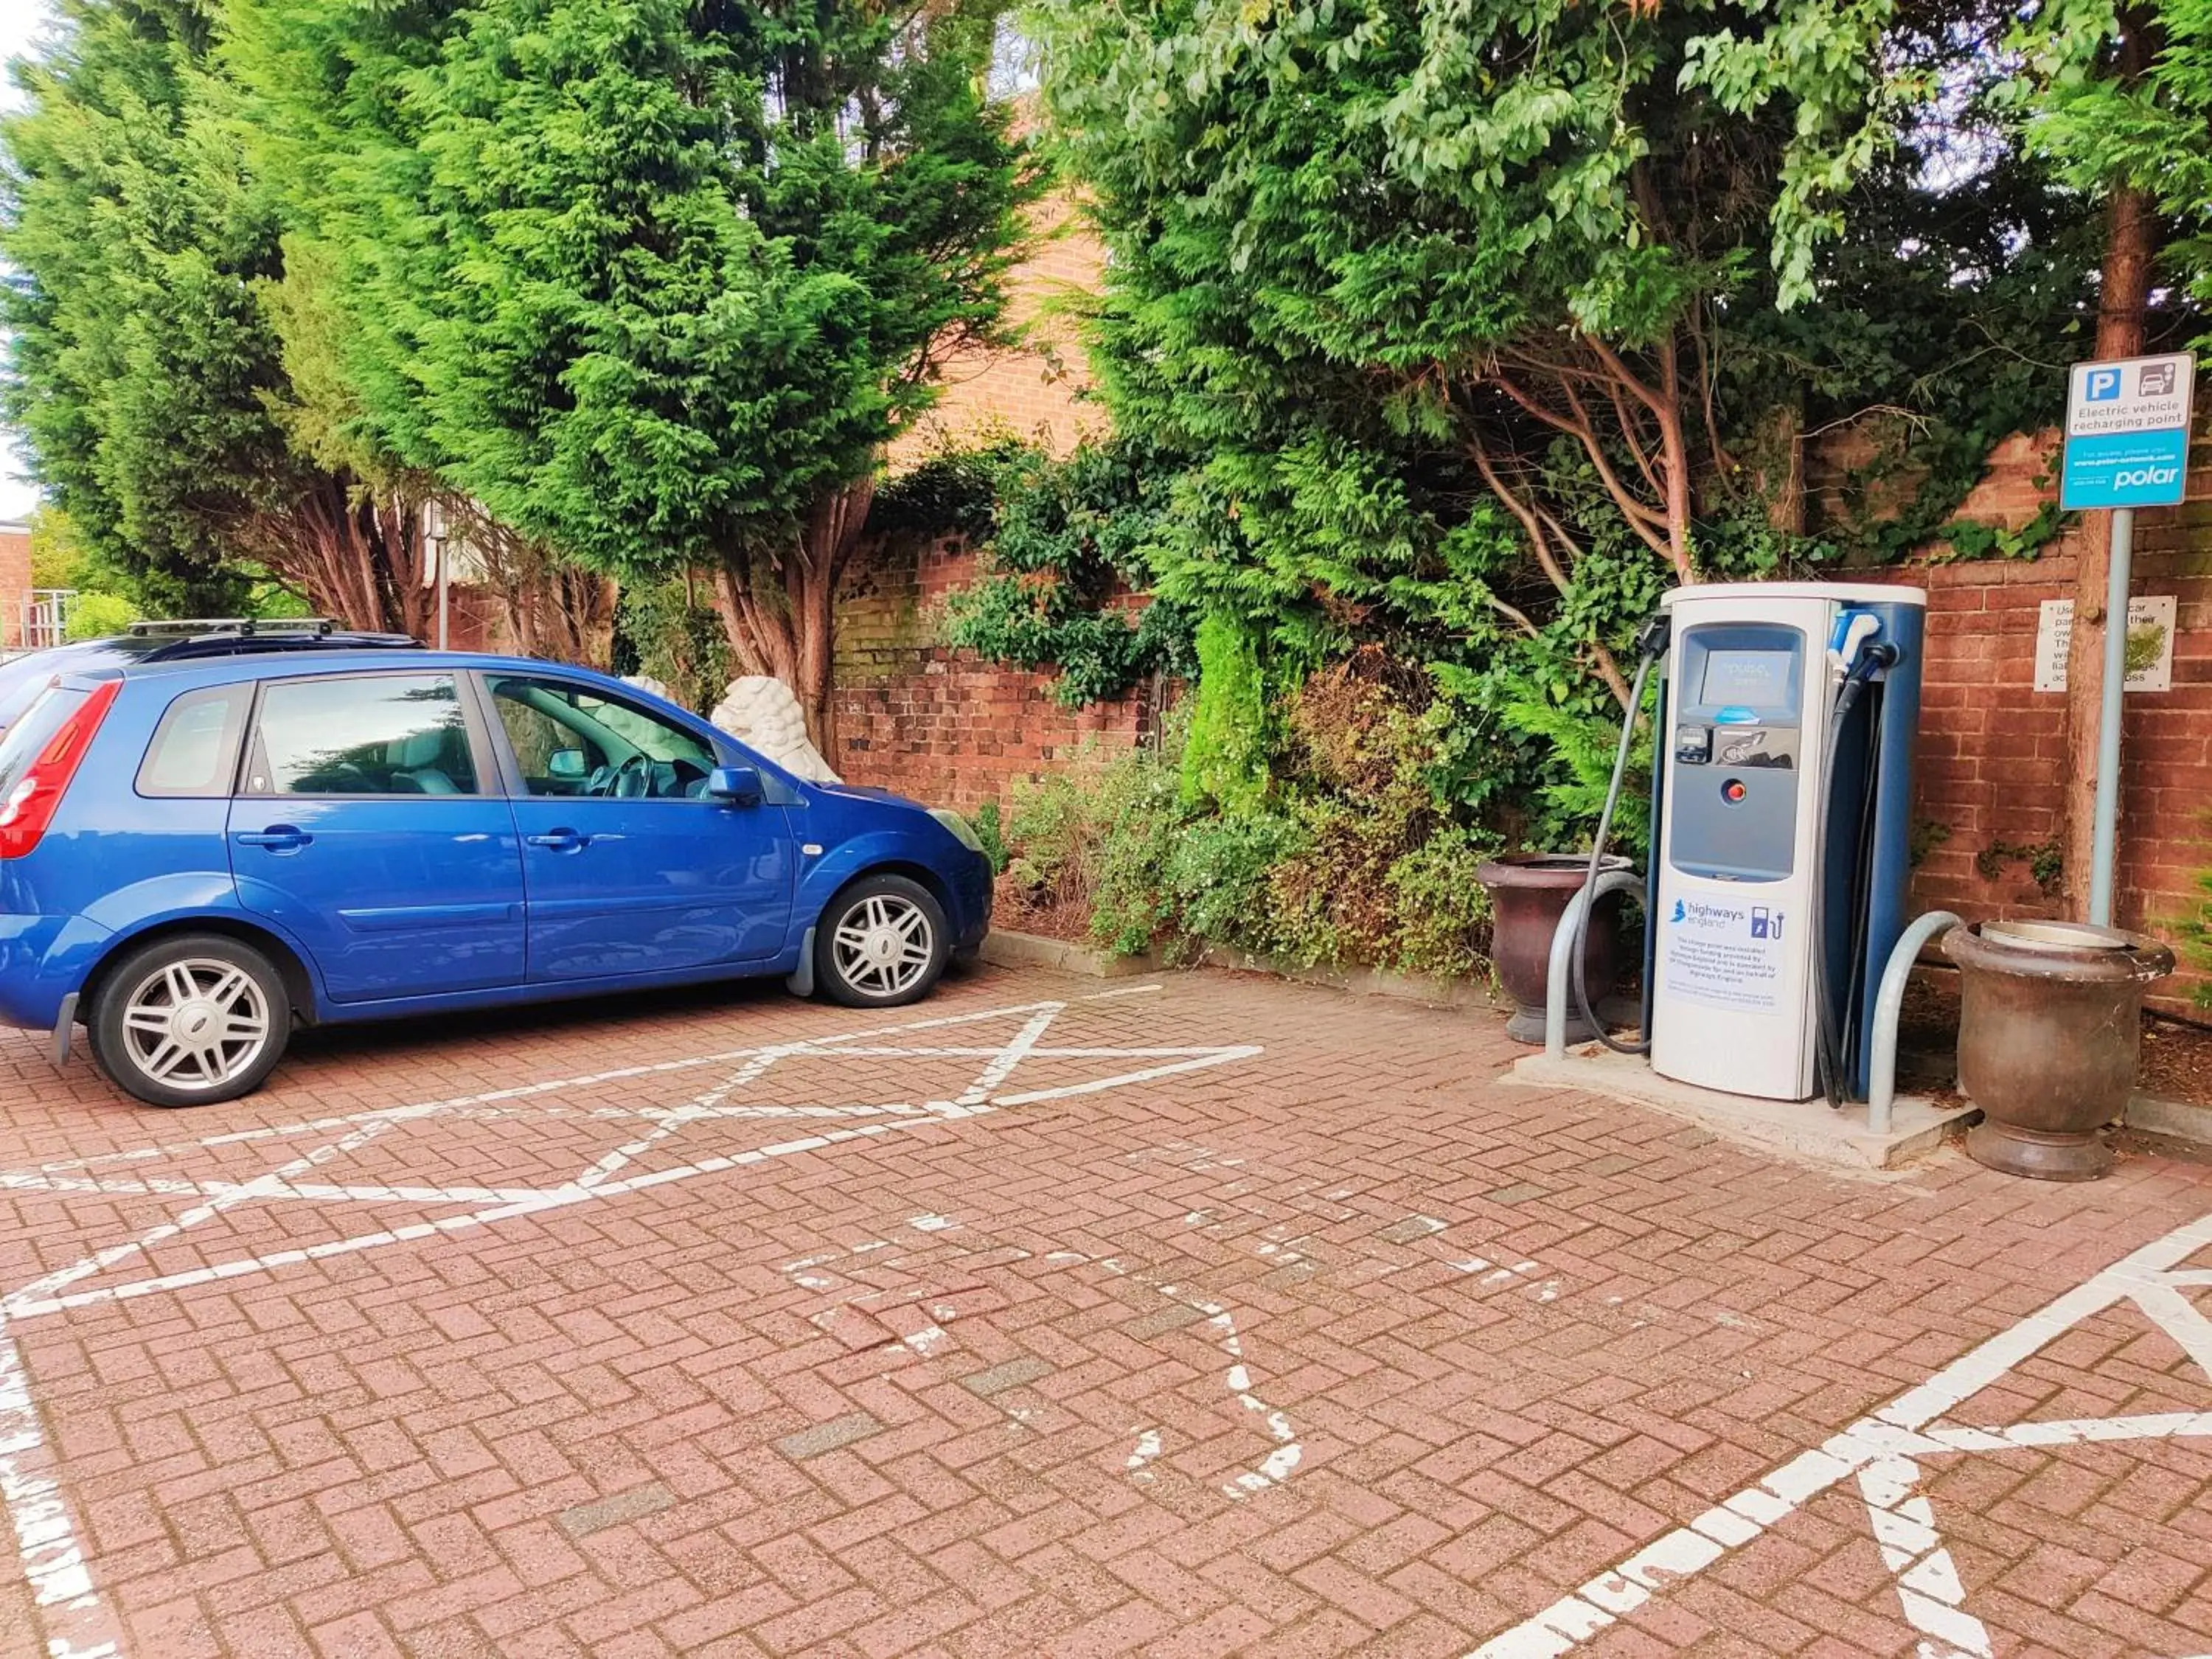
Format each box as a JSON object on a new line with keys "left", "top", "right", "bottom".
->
{"left": 1977, "top": 836, "right": 2066, "bottom": 896}
{"left": 940, "top": 438, "right": 1193, "bottom": 706}
{"left": 0, "top": 0, "right": 439, "bottom": 630}
{"left": 2020, "top": 0, "right": 2212, "bottom": 330}
{"left": 63, "top": 591, "right": 137, "bottom": 640}
{"left": 970, "top": 799, "right": 1010, "bottom": 876}
{"left": 2, "top": 0, "right": 274, "bottom": 615}
{"left": 998, "top": 662, "right": 1497, "bottom": 978}
{"left": 223, "top": 0, "right": 1043, "bottom": 737}
{"left": 869, "top": 444, "right": 1011, "bottom": 544}
{"left": 1020, "top": 0, "right": 2110, "bottom": 820}
{"left": 1498, "top": 692, "right": 1656, "bottom": 865}
{"left": 614, "top": 574, "right": 735, "bottom": 717}
{"left": 1180, "top": 614, "right": 1267, "bottom": 812}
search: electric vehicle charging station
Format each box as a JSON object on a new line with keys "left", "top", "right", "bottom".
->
{"left": 1551, "top": 581, "right": 1928, "bottom": 1112}
{"left": 1648, "top": 583, "right": 1925, "bottom": 1103}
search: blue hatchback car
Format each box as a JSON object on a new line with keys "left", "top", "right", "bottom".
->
{"left": 0, "top": 650, "right": 992, "bottom": 1106}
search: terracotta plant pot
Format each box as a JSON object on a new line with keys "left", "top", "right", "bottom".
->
{"left": 1476, "top": 853, "right": 1635, "bottom": 1043}
{"left": 1944, "top": 919, "right": 2174, "bottom": 1182}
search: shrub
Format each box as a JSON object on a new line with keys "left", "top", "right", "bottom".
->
{"left": 1181, "top": 613, "right": 1269, "bottom": 813}
{"left": 63, "top": 591, "right": 137, "bottom": 641}
{"left": 971, "top": 800, "right": 1010, "bottom": 876}
{"left": 1004, "top": 770, "right": 1093, "bottom": 914}
{"left": 1498, "top": 692, "right": 1655, "bottom": 863}
{"left": 992, "top": 659, "right": 1498, "bottom": 978}
{"left": 615, "top": 574, "right": 733, "bottom": 714}
{"left": 1262, "top": 661, "right": 1498, "bottom": 977}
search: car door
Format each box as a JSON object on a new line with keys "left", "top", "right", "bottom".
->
{"left": 479, "top": 672, "right": 796, "bottom": 983}
{"left": 226, "top": 669, "right": 528, "bottom": 1003}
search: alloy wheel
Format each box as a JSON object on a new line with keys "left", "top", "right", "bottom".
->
{"left": 831, "top": 894, "right": 936, "bottom": 997}
{"left": 119, "top": 958, "right": 273, "bottom": 1093}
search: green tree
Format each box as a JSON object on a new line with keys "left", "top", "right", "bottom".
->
{"left": 2011, "top": 0, "right": 2210, "bottom": 917}
{"left": 1029, "top": 0, "right": 2101, "bottom": 717}
{"left": 225, "top": 0, "right": 1041, "bottom": 741}
{"left": 0, "top": 0, "right": 432, "bottom": 629}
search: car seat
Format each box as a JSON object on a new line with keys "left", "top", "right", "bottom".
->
{"left": 386, "top": 728, "right": 463, "bottom": 794}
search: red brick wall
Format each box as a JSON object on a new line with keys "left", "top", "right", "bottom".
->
{"left": 826, "top": 429, "right": 2212, "bottom": 1005}
{"left": 1888, "top": 430, "right": 2212, "bottom": 997}
{"left": 830, "top": 532, "right": 1153, "bottom": 813}
{"left": 0, "top": 526, "right": 31, "bottom": 650}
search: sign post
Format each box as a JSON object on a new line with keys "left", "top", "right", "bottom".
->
{"left": 2060, "top": 352, "right": 2195, "bottom": 926}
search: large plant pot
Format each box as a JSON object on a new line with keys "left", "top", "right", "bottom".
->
{"left": 1944, "top": 919, "right": 2174, "bottom": 1182}
{"left": 1477, "top": 853, "right": 1634, "bottom": 1044}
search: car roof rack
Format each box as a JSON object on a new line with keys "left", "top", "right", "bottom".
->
{"left": 126, "top": 617, "right": 337, "bottom": 638}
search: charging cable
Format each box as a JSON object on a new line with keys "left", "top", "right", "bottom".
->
{"left": 1811, "top": 642, "right": 1898, "bottom": 1105}
{"left": 1570, "top": 613, "right": 1669, "bottom": 1055}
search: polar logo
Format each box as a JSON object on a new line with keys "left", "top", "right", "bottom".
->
{"left": 2112, "top": 465, "right": 2180, "bottom": 488}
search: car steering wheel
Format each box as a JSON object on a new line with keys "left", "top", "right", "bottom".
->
{"left": 608, "top": 754, "right": 654, "bottom": 798}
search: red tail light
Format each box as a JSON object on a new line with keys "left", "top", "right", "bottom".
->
{"left": 0, "top": 680, "right": 120, "bottom": 859}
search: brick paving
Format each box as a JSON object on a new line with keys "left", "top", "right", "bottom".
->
{"left": 0, "top": 963, "right": 2207, "bottom": 1658}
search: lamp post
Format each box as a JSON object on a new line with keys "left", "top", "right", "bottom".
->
{"left": 421, "top": 498, "right": 450, "bottom": 651}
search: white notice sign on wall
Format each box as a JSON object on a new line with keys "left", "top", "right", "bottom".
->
{"left": 2031, "top": 594, "right": 2177, "bottom": 693}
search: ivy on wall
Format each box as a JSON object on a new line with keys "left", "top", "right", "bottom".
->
{"left": 932, "top": 438, "right": 1195, "bottom": 706}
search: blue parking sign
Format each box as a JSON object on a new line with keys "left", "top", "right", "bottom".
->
{"left": 2063, "top": 354, "right": 2194, "bottom": 509}
{"left": 2062, "top": 428, "right": 2191, "bottom": 509}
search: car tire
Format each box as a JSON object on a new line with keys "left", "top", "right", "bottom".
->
{"left": 814, "top": 874, "right": 952, "bottom": 1009}
{"left": 88, "top": 933, "right": 291, "bottom": 1107}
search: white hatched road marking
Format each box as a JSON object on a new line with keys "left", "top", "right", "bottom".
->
{"left": 0, "top": 987, "right": 1256, "bottom": 1659}
{"left": 774, "top": 1194, "right": 1559, "bottom": 1505}
{"left": 1467, "top": 1210, "right": 2212, "bottom": 1659}
{"left": 777, "top": 1222, "right": 1304, "bottom": 1498}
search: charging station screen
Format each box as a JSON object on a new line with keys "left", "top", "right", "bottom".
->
{"left": 1699, "top": 649, "right": 1793, "bottom": 706}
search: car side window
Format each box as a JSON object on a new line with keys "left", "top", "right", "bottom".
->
{"left": 487, "top": 675, "right": 717, "bottom": 800}
{"left": 137, "top": 685, "right": 250, "bottom": 798}
{"left": 245, "top": 674, "right": 480, "bottom": 796}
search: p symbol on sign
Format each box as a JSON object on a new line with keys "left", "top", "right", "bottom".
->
{"left": 2085, "top": 368, "right": 2123, "bottom": 402}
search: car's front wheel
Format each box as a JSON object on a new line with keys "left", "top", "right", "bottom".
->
{"left": 814, "top": 874, "right": 950, "bottom": 1008}
{"left": 88, "top": 933, "right": 291, "bottom": 1107}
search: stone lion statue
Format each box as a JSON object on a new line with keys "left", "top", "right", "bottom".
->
{"left": 707, "top": 675, "right": 841, "bottom": 783}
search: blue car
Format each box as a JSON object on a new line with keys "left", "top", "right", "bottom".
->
{"left": 0, "top": 649, "right": 992, "bottom": 1106}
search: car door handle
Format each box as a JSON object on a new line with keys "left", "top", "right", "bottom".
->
{"left": 234, "top": 827, "right": 313, "bottom": 852}
{"left": 526, "top": 829, "right": 591, "bottom": 852}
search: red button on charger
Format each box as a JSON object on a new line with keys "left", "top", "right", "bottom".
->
{"left": 1722, "top": 779, "right": 1748, "bottom": 804}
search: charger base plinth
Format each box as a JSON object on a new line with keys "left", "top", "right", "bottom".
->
{"left": 1509, "top": 1044, "right": 1973, "bottom": 1172}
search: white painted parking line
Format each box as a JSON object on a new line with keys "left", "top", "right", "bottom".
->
{"left": 0, "top": 984, "right": 1258, "bottom": 1659}
{"left": 0, "top": 1315, "right": 122, "bottom": 1659}
{"left": 1466, "top": 1209, "right": 2212, "bottom": 1659}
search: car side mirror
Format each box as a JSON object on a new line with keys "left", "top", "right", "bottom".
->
{"left": 708, "top": 765, "right": 763, "bottom": 805}
{"left": 547, "top": 748, "right": 588, "bottom": 782}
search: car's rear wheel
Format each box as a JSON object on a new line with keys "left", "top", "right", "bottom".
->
{"left": 815, "top": 874, "right": 950, "bottom": 1008}
{"left": 88, "top": 934, "right": 290, "bottom": 1107}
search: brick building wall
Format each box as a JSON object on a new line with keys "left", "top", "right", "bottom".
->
{"left": 830, "top": 531, "right": 1152, "bottom": 812}
{"left": 1884, "top": 431, "right": 2212, "bottom": 995}
{"left": 0, "top": 522, "right": 31, "bottom": 650}
{"left": 888, "top": 195, "right": 1108, "bottom": 467}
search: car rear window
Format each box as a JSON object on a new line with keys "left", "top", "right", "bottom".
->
{"left": 0, "top": 644, "right": 133, "bottom": 731}
{"left": 137, "top": 685, "right": 250, "bottom": 798}
{"left": 0, "top": 684, "right": 91, "bottom": 798}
